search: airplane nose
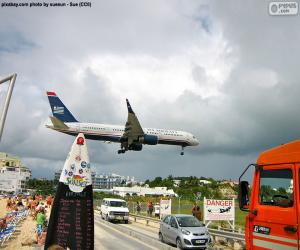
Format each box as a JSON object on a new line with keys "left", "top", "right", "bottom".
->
{"left": 194, "top": 139, "right": 199, "bottom": 146}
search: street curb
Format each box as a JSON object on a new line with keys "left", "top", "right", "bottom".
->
{"left": 95, "top": 214, "right": 177, "bottom": 250}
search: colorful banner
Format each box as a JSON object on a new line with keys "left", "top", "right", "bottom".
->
{"left": 203, "top": 198, "right": 235, "bottom": 221}
{"left": 45, "top": 133, "right": 94, "bottom": 250}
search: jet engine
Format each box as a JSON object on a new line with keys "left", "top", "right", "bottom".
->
{"left": 138, "top": 134, "right": 158, "bottom": 145}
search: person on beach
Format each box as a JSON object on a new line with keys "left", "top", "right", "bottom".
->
{"left": 36, "top": 207, "right": 46, "bottom": 243}
{"left": 46, "top": 195, "right": 53, "bottom": 209}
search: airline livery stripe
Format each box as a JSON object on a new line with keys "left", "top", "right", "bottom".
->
{"left": 47, "top": 91, "right": 56, "bottom": 96}
{"left": 49, "top": 127, "right": 189, "bottom": 145}
{"left": 253, "top": 239, "right": 298, "bottom": 250}
{"left": 253, "top": 232, "right": 298, "bottom": 244}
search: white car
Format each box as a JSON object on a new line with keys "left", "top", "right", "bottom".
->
{"left": 100, "top": 198, "right": 129, "bottom": 223}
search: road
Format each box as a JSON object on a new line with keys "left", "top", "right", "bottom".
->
{"left": 94, "top": 213, "right": 215, "bottom": 250}
{"left": 94, "top": 214, "right": 161, "bottom": 250}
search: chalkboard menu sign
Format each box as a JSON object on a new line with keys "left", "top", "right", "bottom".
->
{"left": 44, "top": 183, "right": 94, "bottom": 250}
{"left": 44, "top": 133, "right": 94, "bottom": 250}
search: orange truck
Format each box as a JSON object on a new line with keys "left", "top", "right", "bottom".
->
{"left": 239, "top": 140, "right": 300, "bottom": 250}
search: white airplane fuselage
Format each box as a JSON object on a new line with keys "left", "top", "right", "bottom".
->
{"left": 45, "top": 121, "right": 199, "bottom": 147}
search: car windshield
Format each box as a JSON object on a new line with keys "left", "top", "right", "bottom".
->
{"left": 176, "top": 216, "right": 203, "bottom": 227}
{"left": 109, "top": 201, "right": 127, "bottom": 207}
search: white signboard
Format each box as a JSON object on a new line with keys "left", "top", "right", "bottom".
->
{"left": 160, "top": 199, "right": 171, "bottom": 219}
{"left": 59, "top": 133, "right": 92, "bottom": 193}
{"left": 204, "top": 198, "right": 235, "bottom": 221}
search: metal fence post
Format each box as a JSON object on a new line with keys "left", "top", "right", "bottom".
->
{"left": 0, "top": 73, "right": 17, "bottom": 142}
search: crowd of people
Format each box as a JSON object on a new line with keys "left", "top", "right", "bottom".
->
{"left": 1, "top": 194, "right": 54, "bottom": 247}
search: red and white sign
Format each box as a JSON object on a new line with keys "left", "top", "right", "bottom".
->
{"left": 204, "top": 198, "right": 235, "bottom": 221}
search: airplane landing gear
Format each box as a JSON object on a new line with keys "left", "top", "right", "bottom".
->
{"left": 180, "top": 146, "right": 185, "bottom": 156}
{"left": 118, "top": 149, "right": 126, "bottom": 154}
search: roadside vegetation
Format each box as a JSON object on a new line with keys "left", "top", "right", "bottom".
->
{"left": 26, "top": 176, "right": 247, "bottom": 228}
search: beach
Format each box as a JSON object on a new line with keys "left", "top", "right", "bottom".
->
{"left": 0, "top": 198, "right": 50, "bottom": 250}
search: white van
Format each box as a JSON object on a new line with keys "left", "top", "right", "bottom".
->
{"left": 100, "top": 198, "right": 129, "bottom": 223}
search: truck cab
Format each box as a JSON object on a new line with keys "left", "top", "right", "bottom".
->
{"left": 239, "top": 140, "right": 300, "bottom": 250}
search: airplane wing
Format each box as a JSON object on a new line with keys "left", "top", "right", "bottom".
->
{"left": 122, "top": 99, "right": 144, "bottom": 146}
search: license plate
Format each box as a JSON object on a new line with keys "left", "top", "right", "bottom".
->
{"left": 116, "top": 216, "right": 123, "bottom": 220}
{"left": 195, "top": 240, "right": 205, "bottom": 243}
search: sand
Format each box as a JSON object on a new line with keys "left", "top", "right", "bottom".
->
{"left": 0, "top": 198, "right": 51, "bottom": 250}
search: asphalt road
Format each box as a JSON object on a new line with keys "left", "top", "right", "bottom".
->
{"left": 94, "top": 217, "right": 160, "bottom": 250}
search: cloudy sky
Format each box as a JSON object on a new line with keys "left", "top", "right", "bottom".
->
{"left": 0, "top": 0, "right": 299, "bottom": 181}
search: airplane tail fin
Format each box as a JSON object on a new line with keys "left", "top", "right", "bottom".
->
{"left": 47, "top": 91, "right": 78, "bottom": 122}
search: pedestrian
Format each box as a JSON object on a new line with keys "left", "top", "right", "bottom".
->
{"left": 136, "top": 202, "right": 141, "bottom": 215}
{"left": 148, "top": 202, "right": 153, "bottom": 217}
{"left": 146, "top": 201, "right": 150, "bottom": 216}
{"left": 192, "top": 203, "right": 197, "bottom": 217}
{"left": 195, "top": 206, "right": 202, "bottom": 221}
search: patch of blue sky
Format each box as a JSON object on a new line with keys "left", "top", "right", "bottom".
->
{"left": 194, "top": 16, "right": 211, "bottom": 34}
{"left": 0, "top": 31, "right": 36, "bottom": 54}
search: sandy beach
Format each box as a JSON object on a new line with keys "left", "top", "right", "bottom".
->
{"left": 0, "top": 198, "right": 50, "bottom": 250}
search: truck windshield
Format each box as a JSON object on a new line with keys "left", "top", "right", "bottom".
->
{"left": 259, "top": 168, "right": 293, "bottom": 207}
{"left": 109, "top": 201, "right": 127, "bottom": 207}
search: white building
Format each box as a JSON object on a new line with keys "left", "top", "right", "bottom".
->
{"left": 199, "top": 179, "right": 211, "bottom": 185}
{"left": 113, "top": 186, "right": 177, "bottom": 197}
{"left": 0, "top": 152, "right": 31, "bottom": 193}
{"left": 94, "top": 173, "right": 135, "bottom": 189}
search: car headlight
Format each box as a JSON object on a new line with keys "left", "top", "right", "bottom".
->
{"left": 181, "top": 229, "right": 190, "bottom": 235}
{"left": 205, "top": 230, "right": 210, "bottom": 236}
{"left": 125, "top": 212, "right": 129, "bottom": 216}
{"left": 109, "top": 211, "right": 114, "bottom": 215}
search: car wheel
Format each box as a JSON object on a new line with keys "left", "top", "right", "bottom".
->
{"left": 106, "top": 214, "right": 110, "bottom": 222}
{"left": 124, "top": 220, "right": 128, "bottom": 224}
{"left": 176, "top": 238, "right": 183, "bottom": 249}
{"left": 158, "top": 232, "right": 164, "bottom": 243}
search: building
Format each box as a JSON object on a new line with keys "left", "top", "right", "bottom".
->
{"left": 221, "top": 180, "right": 239, "bottom": 187}
{"left": 0, "top": 152, "right": 31, "bottom": 193}
{"left": 173, "top": 179, "right": 181, "bottom": 187}
{"left": 112, "top": 186, "right": 177, "bottom": 197}
{"left": 94, "top": 173, "right": 135, "bottom": 189}
{"left": 54, "top": 170, "right": 135, "bottom": 189}
{"left": 199, "top": 179, "right": 211, "bottom": 185}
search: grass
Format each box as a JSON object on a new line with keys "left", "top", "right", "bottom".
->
{"left": 126, "top": 198, "right": 248, "bottom": 230}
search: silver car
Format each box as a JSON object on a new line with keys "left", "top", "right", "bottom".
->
{"left": 159, "top": 214, "right": 211, "bottom": 249}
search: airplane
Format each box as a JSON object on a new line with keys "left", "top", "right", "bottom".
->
{"left": 45, "top": 91, "right": 199, "bottom": 155}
